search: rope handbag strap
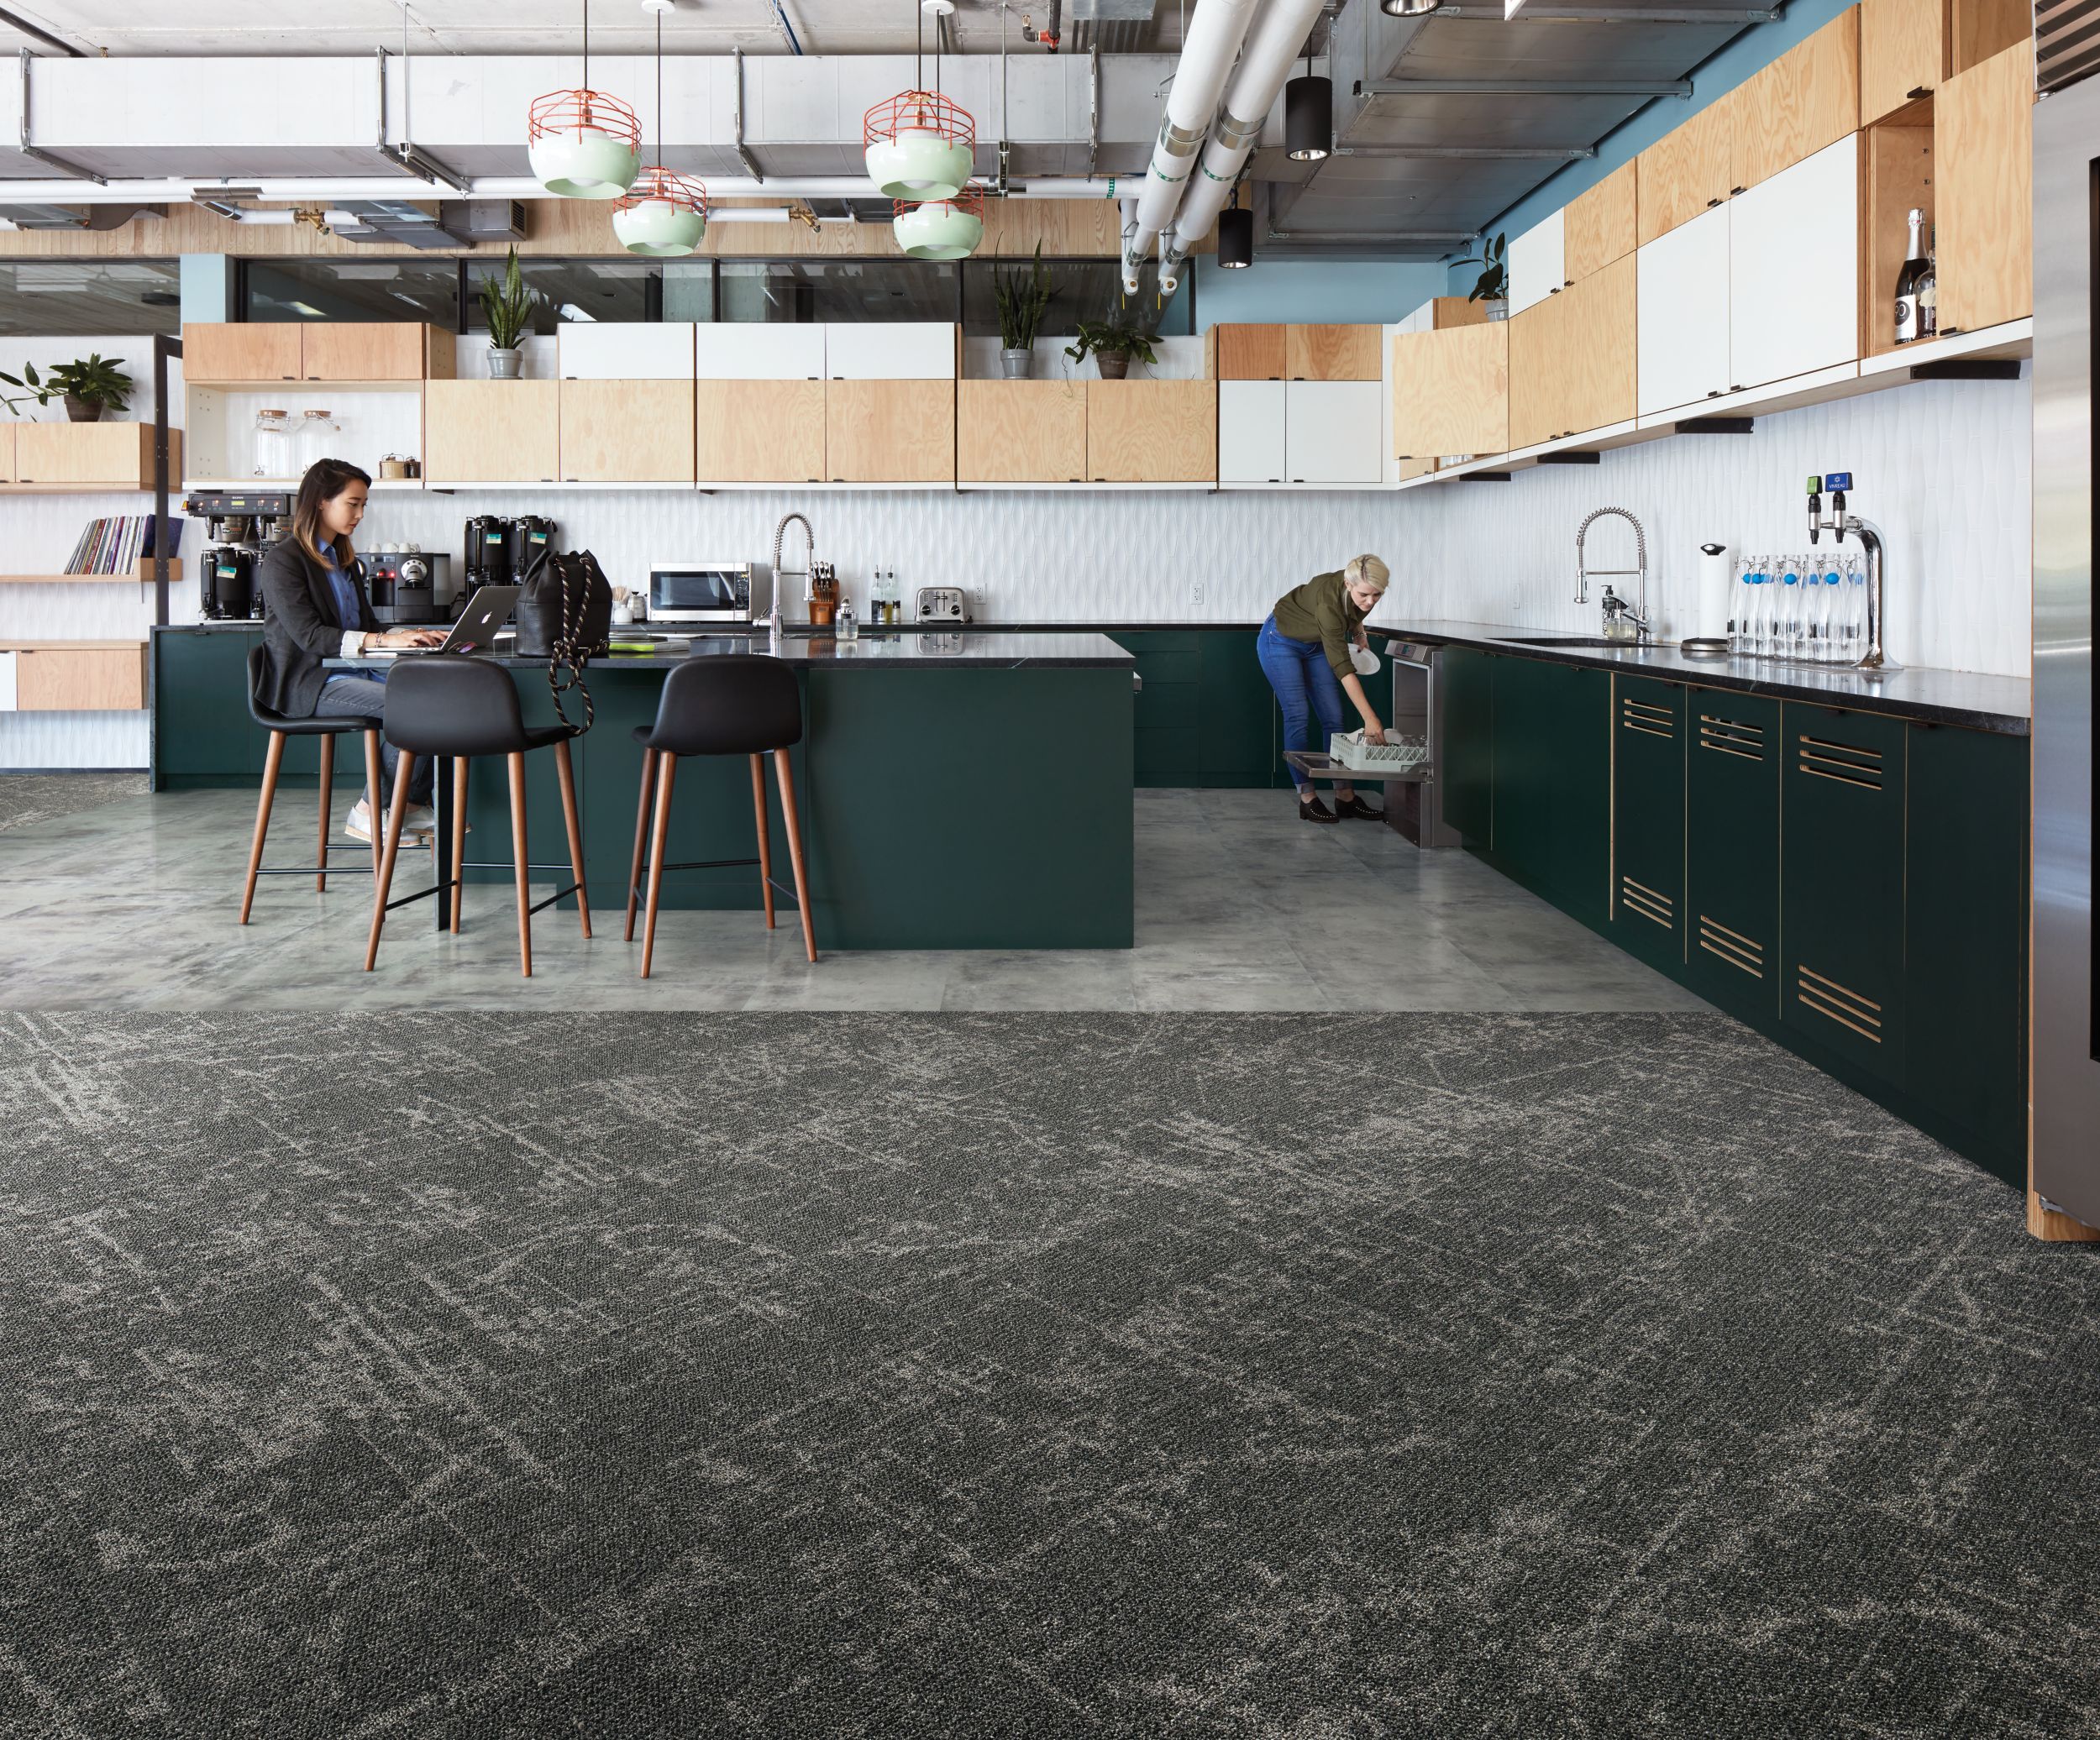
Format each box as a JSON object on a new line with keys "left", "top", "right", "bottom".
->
{"left": 536, "top": 549, "right": 595, "bottom": 736}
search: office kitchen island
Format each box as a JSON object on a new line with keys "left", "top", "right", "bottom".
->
{"left": 150, "top": 626, "right": 1136, "bottom": 951}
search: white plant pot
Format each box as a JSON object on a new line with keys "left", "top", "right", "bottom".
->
{"left": 487, "top": 348, "right": 523, "bottom": 380}
{"left": 864, "top": 129, "right": 972, "bottom": 202}
{"left": 614, "top": 197, "right": 707, "bottom": 257}
{"left": 530, "top": 127, "right": 641, "bottom": 199}
{"left": 893, "top": 202, "right": 983, "bottom": 260}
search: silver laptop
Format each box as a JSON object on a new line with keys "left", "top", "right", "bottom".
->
{"left": 379, "top": 584, "right": 520, "bottom": 657}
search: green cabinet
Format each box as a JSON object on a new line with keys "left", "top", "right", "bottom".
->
{"left": 1439, "top": 646, "right": 1495, "bottom": 844}
{"left": 1684, "top": 689, "right": 1782, "bottom": 1024}
{"left": 1904, "top": 722, "right": 2029, "bottom": 1186}
{"left": 1779, "top": 703, "right": 1909, "bottom": 1088}
{"left": 1493, "top": 654, "right": 1609, "bottom": 927}
{"left": 1612, "top": 675, "right": 1687, "bottom": 971}
{"left": 151, "top": 626, "right": 326, "bottom": 789}
{"left": 1110, "top": 629, "right": 1289, "bottom": 789}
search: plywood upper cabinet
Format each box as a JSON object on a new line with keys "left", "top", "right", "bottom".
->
{"left": 183, "top": 322, "right": 303, "bottom": 382}
{"left": 1936, "top": 38, "right": 2034, "bottom": 334}
{"left": 0, "top": 422, "right": 14, "bottom": 484}
{"left": 695, "top": 379, "right": 827, "bottom": 483}
{"left": 1731, "top": 9, "right": 1860, "bottom": 196}
{"left": 1861, "top": 0, "right": 1950, "bottom": 123}
{"left": 1212, "top": 323, "right": 1288, "bottom": 380}
{"left": 424, "top": 380, "right": 559, "bottom": 484}
{"left": 1558, "top": 254, "right": 1637, "bottom": 438}
{"left": 827, "top": 380, "right": 954, "bottom": 483}
{"left": 1507, "top": 297, "right": 1566, "bottom": 450}
{"left": 1390, "top": 322, "right": 1508, "bottom": 459}
{"left": 13, "top": 644, "right": 145, "bottom": 710}
{"left": 13, "top": 422, "right": 165, "bottom": 488}
{"left": 300, "top": 322, "right": 453, "bottom": 382}
{"left": 1950, "top": 0, "right": 2032, "bottom": 76}
{"left": 1084, "top": 380, "right": 1216, "bottom": 483}
{"left": 559, "top": 379, "right": 695, "bottom": 483}
{"left": 1638, "top": 99, "right": 1734, "bottom": 245}
{"left": 958, "top": 380, "right": 1086, "bottom": 483}
{"left": 1564, "top": 160, "right": 1638, "bottom": 281}
{"left": 1286, "top": 324, "right": 1382, "bottom": 381}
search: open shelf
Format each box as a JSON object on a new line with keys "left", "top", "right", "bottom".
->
{"left": 0, "top": 559, "right": 181, "bottom": 585}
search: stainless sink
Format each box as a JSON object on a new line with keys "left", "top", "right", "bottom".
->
{"left": 1489, "top": 636, "right": 1648, "bottom": 649}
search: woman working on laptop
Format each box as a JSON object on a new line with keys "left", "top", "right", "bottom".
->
{"left": 256, "top": 458, "right": 445, "bottom": 844}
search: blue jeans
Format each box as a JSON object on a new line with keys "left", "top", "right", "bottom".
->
{"left": 1257, "top": 614, "right": 1347, "bottom": 794}
{"left": 313, "top": 674, "right": 432, "bottom": 809}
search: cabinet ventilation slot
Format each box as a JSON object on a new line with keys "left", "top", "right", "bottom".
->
{"left": 1620, "top": 875, "right": 1675, "bottom": 930}
{"left": 1621, "top": 697, "right": 1675, "bottom": 740}
{"left": 1796, "top": 963, "right": 1883, "bottom": 1042}
{"left": 1797, "top": 735, "right": 1885, "bottom": 790}
{"left": 1697, "top": 915, "right": 1764, "bottom": 978}
{"left": 1698, "top": 715, "right": 1765, "bottom": 761}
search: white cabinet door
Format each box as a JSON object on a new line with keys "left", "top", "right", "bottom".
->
{"left": 1727, "top": 134, "right": 1860, "bottom": 392}
{"left": 1285, "top": 380, "right": 1383, "bottom": 485}
{"left": 693, "top": 323, "right": 827, "bottom": 380}
{"left": 1219, "top": 380, "right": 1287, "bottom": 483}
{"left": 824, "top": 322, "right": 956, "bottom": 380}
{"left": 1508, "top": 208, "right": 1567, "bottom": 316}
{"left": 558, "top": 322, "right": 696, "bottom": 380}
{"left": 1636, "top": 204, "right": 1731, "bottom": 417}
{"left": 0, "top": 651, "right": 14, "bottom": 712}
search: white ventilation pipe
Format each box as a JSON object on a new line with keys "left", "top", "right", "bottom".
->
{"left": 0, "top": 175, "right": 1130, "bottom": 206}
{"left": 1121, "top": 0, "right": 1264, "bottom": 294}
{"left": 1158, "top": 0, "right": 1324, "bottom": 290}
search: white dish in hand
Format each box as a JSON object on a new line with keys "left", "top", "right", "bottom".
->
{"left": 1350, "top": 644, "right": 1381, "bottom": 678}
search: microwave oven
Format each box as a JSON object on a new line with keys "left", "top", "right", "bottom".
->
{"left": 648, "top": 559, "right": 771, "bottom": 625}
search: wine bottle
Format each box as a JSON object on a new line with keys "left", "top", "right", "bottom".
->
{"left": 1918, "top": 221, "right": 1938, "bottom": 341}
{"left": 1894, "top": 207, "right": 1928, "bottom": 344}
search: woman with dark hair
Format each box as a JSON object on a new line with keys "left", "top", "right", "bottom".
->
{"left": 255, "top": 458, "right": 444, "bottom": 844}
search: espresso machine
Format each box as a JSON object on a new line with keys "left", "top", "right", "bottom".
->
{"left": 367, "top": 550, "right": 454, "bottom": 624}
{"left": 461, "top": 513, "right": 558, "bottom": 610}
{"left": 186, "top": 490, "right": 286, "bottom": 621}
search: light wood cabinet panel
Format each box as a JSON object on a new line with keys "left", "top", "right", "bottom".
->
{"left": 1084, "top": 380, "right": 1216, "bottom": 483}
{"left": 1861, "top": 0, "right": 1948, "bottom": 123}
{"left": 424, "top": 380, "right": 559, "bottom": 483}
{"left": 13, "top": 422, "right": 160, "bottom": 487}
{"left": 14, "top": 645, "right": 144, "bottom": 710}
{"left": 1638, "top": 100, "right": 1733, "bottom": 245}
{"left": 1950, "top": 0, "right": 2030, "bottom": 75}
{"left": 1428, "top": 296, "right": 1488, "bottom": 330}
{"left": 1862, "top": 119, "right": 1936, "bottom": 355}
{"left": 1213, "top": 324, "right": 1288, "bottom": 380}
{"left": 694, "top": 380, "right": 827, "bottom": 483}
{"left": 1565, "top": 160, "right": 1638, "bottom": 280}
{"left": 0, "top": 423, "right": 14, "bottom": 484}
{"left": 1937, "top": 38, "right": 2033, "bottom": 334}
{"left": 299, "top": 322, "right": 451, "bottom": 382}
{"left": 182, "top": 322, "right": 302, "bottom": 382}
{"left": 559, "top": 379, "right": 696, "bottom": 483}
{"left": 1508, "top": 296, "right": 1567, "bottom": 450}
{"left": 958, "top": 380, "right": 1086, "bottom": 482}
{"left": 1286, "top": 324, "right": 1382, "bottom": 380}
{"left": 1558, "top": 254, "right": 1637, "bottom": 437}
{"left": 1390, "top": 322, "right": 1508, "bottom": 459}
{"left": 1731, "top": 9, "right": 1860, "bottom": 196}
{"left": 827, "top": 380, "right": 954, "bottom": 483}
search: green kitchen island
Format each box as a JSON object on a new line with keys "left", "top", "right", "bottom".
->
{"left": 150, "top": 626, "right": 1136, "bottom": 951}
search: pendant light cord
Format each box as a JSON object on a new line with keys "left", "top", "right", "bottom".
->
{"left": 916, "top": 1, "right": 923, "bottom": 93}
{"left": 655, "top": 13, "right": 662, "bottom": 163}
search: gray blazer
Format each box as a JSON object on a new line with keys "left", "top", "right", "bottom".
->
{"left": 256, "top": 538, "right": 377, "bottom": 719}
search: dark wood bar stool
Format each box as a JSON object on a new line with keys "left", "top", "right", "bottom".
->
{"left": 626, "top": 653, "right": 815, "bottom": 978}
{"left": 239, "top": 645, "right": 390, "bottom": 924}
{"left": 364, "top": 658, "right": 591, "bottom": 977}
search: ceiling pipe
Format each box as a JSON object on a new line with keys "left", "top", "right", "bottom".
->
{"left": 0, "top": 175, "right": 1128, "bottom": 205}
{"left": 1121, "top": 0, "right": 1263, "bottom": 294}
{"left": 1158, "top": 0, "right": 1323, "bottom": 290}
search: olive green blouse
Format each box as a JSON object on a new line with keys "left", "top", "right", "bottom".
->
{"left": 1273, "top": 570, "right": 1367, "bottom": 679}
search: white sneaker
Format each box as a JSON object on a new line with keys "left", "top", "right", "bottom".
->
{"left": 344, "top": 799, "right": 375, "bottom": 844}
{"left": 400, "top": 804, "right": 437, "bottom": 837}
{"left": 345, "top": 799, "right": 436, "bottom": 846}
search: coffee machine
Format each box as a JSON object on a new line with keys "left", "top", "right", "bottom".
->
{"left": 461, "top": 514, "right": 558, "bottom": 609}
{"left": 186, "top": 490, "right": 285, "bottom": 621}
{"left": 367, "top": 551, "right": 454, "bottom": 625}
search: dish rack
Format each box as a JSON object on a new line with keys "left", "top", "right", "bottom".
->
{"left": 1329, "top": 731, "right": 1430, "bottom": 773}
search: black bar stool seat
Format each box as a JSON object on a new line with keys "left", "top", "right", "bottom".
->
{"left": 626, "top": 653, "right": 816, "bottom": 977}
{"left": 364, "top": 657, "right": 591, "bottom": 978}
{"left": 239, "top": 644, "right": 391, "bottom": 924}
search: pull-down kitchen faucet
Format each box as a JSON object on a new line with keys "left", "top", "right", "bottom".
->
{"left": 1808, "top": 473, "right": 1898, "bottom": 672}
{"left": 1575, "top": 506, "right": 1651, "bottom": 643}
{"left": 767, "top": 511, "right": 814, "bottom": 648}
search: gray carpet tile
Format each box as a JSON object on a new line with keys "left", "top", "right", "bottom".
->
{"left": 2, "top": 1010, "right": 2097, "bottom": 1739}
{"left": 0, "top": 773, "right": 146, "bottom": 835}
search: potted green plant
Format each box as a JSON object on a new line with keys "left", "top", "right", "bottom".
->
{"left": 0, "top": 353, "right": 134, "bottom": 422}
{"left": 478, "top": 246, "right": 541, "bottom": 380}
{"left": 991, "top": 243, "right": 1058, "bottom": 379}
{"left": 1455, "top": 232, "right": 1509, "bottom": 321}
{"left": 1064, "top": 318, "right": 1158, "bottom": 381}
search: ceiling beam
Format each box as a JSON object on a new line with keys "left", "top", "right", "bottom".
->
{"left": 1366, "top": 76, "right": 1695, "bottom": 97}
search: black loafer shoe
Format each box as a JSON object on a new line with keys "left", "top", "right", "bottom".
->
{"left": 1334, "top": 794, "right": 1383, "bottom": 820}
{"left": 1299, "top": 794, "right": 1338, "bottom": 823}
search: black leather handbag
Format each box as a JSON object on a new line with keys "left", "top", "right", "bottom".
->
{"left": 515, "top": 548, "right": 613, "bottom": 732}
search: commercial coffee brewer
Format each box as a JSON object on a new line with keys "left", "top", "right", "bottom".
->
{"left": 185, "top": 490, "right": 288, "bottom": 621}
{"left": 462, "top": 514, "right": 557, "bottom": 610}
{"left": 367, "top": 550, "right": 454, "bottom": 625}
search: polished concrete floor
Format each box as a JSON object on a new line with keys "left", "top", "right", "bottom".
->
{"left": 0, "top": 783, "right": 1708, "bottom": 1012}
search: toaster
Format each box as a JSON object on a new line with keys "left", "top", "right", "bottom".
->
{"left": 916, "top": 585, "right": 969, "bottom": 623}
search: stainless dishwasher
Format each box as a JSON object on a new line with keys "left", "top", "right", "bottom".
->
{"left": 1383, "top": 639, "right": 1462, "bottom": 848}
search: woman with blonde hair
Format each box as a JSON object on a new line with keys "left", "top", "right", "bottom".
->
{"left": 1256, "top": 553, "right": 1390, "bottom": 823}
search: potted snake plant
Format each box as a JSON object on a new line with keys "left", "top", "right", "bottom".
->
{"left": 992, "top": 244, "right": 1058, "bottom": 379}
{"left": 478, "top": 246, "right": 540, "bottom": 380}
{"left": 1064, "top": 318, "right": 1158, "bottom": 381}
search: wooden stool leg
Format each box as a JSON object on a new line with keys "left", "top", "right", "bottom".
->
{"left": 750, "top": 752, "right": 776, "bottom": 929}
{"left": 772, "top": 747, "right": 816, "bottom": 964}
{"left": 363, "top": 730, "right": 386, "bottom": 888}
{"left": 450, "top": 756, "right": 470, "bottom": 933}
{"left": 239, "top": 731, "right": 286, "bottom": 925}
{"left": 363, "top": 752, "right": 416, "bottom": 972}
{"left": 554, "top": 736, "right": 591, "bottom": 940}
{"left": 507, "top": 750, "right": 533, "bottom": 978}
{"left": 625, "top": 748, "right": 658, "bottom": 943}
{"left": 641, "top": 753, "right": 678, "bottom": 979}
{"left": 315, "top": 732, "right": 334, "bottom": 893}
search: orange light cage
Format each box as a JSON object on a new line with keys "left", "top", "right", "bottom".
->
{"left": 617, "top": 167, "right": 709, "bottom": 218}
{"left": 864, "top": 89, "right": 975, "bottom": 149}
{"left": 528, "top": 88, "right": 642, "bottom": 148}
{"left": 893, "top": 182, "right": 986, "bottom": 222}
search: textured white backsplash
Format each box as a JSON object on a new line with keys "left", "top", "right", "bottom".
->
{"left": 0, "top": 370, "right": 2030, "bottom": 768}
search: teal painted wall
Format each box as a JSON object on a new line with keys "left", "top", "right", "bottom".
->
{"left": 1194, "top": 255, "right": 1448, "bottom": 329}
{"left": 179, "top": 254, "right": 235, "bottom": 323}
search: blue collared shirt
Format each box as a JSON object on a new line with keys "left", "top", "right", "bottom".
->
{"left": 318, "top": 546, "right": 375, "bottom": 687}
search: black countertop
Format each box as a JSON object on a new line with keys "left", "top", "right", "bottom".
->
{"left": 1371, "top": 620, "right": 2032, "bottom": 736}
{"left": 333, "top": 629, "right": 1132, "bottom": 670}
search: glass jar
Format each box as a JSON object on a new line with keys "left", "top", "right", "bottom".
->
{"left": 297, "top": 407, "right": 343, "bottom": 476}
{"left": 251, "top": 408, "right": 294, "bottom": 479}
